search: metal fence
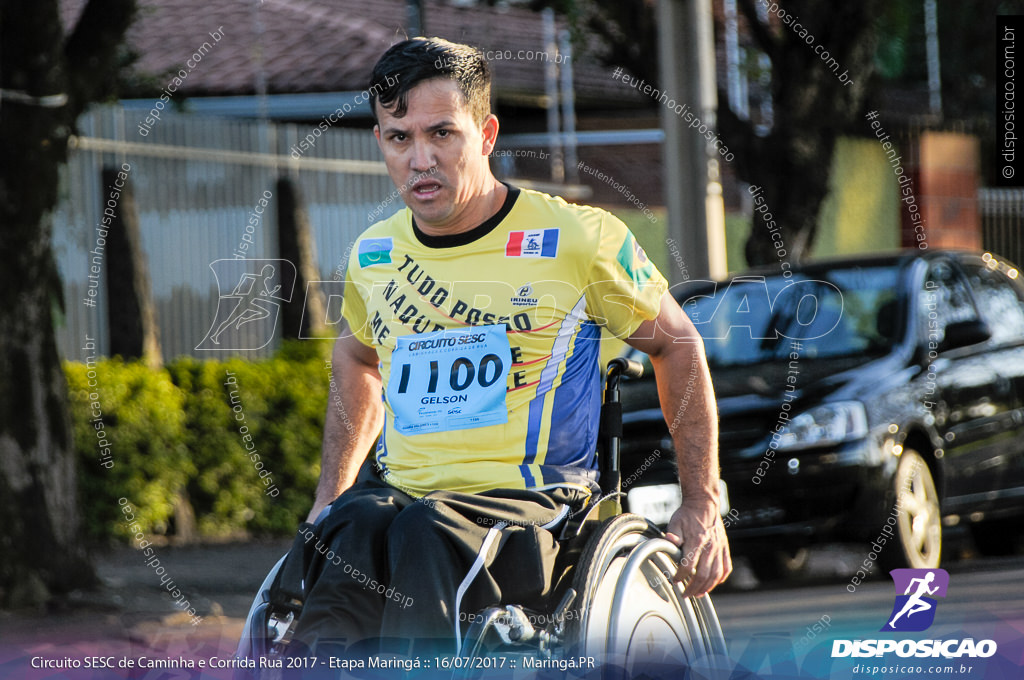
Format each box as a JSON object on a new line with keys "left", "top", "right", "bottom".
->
{"left": 979, "top": 187, "right": 1024, "bottom": 270}
{"left": 54, "top": 106, "right": 395, "bottom": 360}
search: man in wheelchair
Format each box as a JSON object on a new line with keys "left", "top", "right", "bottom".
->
{"left": 255, "top": 36, "right": 731, "bottom": 664}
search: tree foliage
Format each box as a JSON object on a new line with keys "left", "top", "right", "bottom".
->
{"left": 523, "top": 0, "right": 883, "bottom": 266}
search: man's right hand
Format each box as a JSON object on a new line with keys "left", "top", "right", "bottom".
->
{"left": 664, "top": 498, "right": 733, "bottom": 599}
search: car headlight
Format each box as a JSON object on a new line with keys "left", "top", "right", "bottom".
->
{"left": 773, "top": 401, "right": 868, "bottom": 451}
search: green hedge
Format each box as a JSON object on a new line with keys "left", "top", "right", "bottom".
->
{"left": 65, "top": 341, "right": 331, "bottom": 541}
{"left": 66, "top": 358, "right": 192, "bottom": 541}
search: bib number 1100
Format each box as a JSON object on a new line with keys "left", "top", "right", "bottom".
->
{"left": 395, "top": 354, "right": 505, "bottom": 394}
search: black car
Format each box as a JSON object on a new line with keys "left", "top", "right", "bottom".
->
{"left": 619, "top": 250, "right": 1024, "bottom": 579}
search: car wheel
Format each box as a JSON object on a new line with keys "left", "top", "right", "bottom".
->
{"left": 748, "top": 548, "right": 810, "bottom": 583}
{"left": 881, "top": 450, "right": 941, "bottom": 570}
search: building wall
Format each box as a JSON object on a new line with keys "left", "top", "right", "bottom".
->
{"left": 815, "top": 137, "right": 902, "bottom": 258}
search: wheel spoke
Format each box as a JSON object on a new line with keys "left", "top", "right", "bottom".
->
{"left": 911, "top": 516, "right": 926, "bottom": 549}
{"left": 916, "top": 514, "right": 934, "bottom": 547}
{"left": 913, "top": 476, "right": 928, "bottom": 505}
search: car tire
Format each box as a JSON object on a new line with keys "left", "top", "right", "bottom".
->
{"left": 880, "top": 449, "right": 942, "bottom": 570}
{"left": 748, "top": 548, "right": 810, "bottom": 583}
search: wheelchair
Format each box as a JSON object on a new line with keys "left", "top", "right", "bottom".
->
{"left": 236, "top": 358, "right": 727, "bottom": 677}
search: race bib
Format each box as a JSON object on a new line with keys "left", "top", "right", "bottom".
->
{"left": 387, "top": 324, "right": 512, "bottom": 435}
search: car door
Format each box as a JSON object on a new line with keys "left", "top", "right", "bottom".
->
{"left": 957, "top": 256, "right": 1024, "bottom": 513}
{"left": 920, "top": 259, "right": 1002, "bottom": 509}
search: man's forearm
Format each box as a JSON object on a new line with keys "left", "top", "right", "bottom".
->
{"left": 650, "top": 343, "right": 720, "bottom": 508}
{"left": 313, "top": 339, "right": 384, "bottom": 512}
{"left": 627, "top": 293, "right": 731, "bottom": 592}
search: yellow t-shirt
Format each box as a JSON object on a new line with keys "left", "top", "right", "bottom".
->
{"left": 342, "top": 186, "right": 667, "bottom": 496}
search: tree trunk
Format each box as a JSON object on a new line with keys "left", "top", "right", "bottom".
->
{"left": 741, "top": 129, "right": 836, "bottom": 267}
{"left": 103, "top": 165, "right": 164, "bottom": 369}
{"left": 276, "top": 176, "right": 326, "bottom": 339}
{"left": 729, "top": 0, "right": 883, "bottom": 267}
{"left": 0, "top": 0, "right": 135, "bottom": 607}
{"left": 0, "top": 210, "right": 97, "bottom": 606}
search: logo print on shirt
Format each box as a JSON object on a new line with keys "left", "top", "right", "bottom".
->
{"left": 506, "top": 229, "right": 559, "bottom": 258}
{"left": 511, "top": 283, "right": 539, "bottom": 307}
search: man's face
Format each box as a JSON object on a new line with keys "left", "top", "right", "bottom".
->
{"left": 374, "top": 78, "right": 498, "bottom": 232}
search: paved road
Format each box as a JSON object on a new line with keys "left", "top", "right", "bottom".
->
{"left": 3, "top": 538, "right": 1021, "bottom": 679}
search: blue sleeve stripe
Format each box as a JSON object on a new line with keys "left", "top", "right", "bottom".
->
{"left": 545, "top": 321, "right": 601, "bottom": 469}
{"left": 522, "top": 296, "right": 588, "bottom": 468}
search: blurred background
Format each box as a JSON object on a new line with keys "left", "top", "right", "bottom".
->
{"left": 38, "top": 0, "right": 1022, "bottom": 360}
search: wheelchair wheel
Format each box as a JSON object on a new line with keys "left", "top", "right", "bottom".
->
{"left": 565, "top": 513, "right": 727, "bottom": 673}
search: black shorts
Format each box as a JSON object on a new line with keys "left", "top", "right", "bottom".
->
{"left": 287, "top": 478, "right": 591, "bottom": 656}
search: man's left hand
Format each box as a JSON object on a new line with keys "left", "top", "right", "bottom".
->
{"left": 664, "top": 500, "right": 733, "bottom": 599}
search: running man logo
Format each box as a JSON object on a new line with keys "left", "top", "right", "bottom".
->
{"left": 881, "top": 568, "right": 949, "bottom": 632}
{"left": 196, "top": 259, "right": 296, "bottom": 350}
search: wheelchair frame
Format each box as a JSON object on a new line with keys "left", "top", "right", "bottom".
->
{"left": 454, "top": 359, "right": 727, "bottom": 672}
{"left": 235, "top": 358, "right": 728, "bottom": 674}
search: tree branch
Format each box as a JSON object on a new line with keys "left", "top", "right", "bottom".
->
{"left": 63, "top": 0, "right": 137, "bottom": 117}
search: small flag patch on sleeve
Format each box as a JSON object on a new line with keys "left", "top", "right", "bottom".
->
{"left": 616, "top": 233, "right": 654, "bottom": 286}
{"left": 358, "top": 237, "right": 393, "bottom": 268}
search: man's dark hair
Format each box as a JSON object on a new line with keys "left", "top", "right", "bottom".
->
{"left": 369, "top": 37, "right": 492, "bottom": 126}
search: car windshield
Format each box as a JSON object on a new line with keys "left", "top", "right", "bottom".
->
{"left": 680, "top": 265, "right": 902, "bottom": 367}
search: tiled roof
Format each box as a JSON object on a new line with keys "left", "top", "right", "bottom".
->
{"left": 62, "top": 0, "right": 645, "bottom": 108}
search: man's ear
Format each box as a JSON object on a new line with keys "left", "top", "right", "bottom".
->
{"left": 480, "top": 114, "right": 499, "bottom": 155}
{"left": 373, "top": 124, "right": 382, "bottom": 147}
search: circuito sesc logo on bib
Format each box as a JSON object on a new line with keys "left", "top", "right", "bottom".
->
{"left": 387, "top": 324, "right": 512, "bottom": 435}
